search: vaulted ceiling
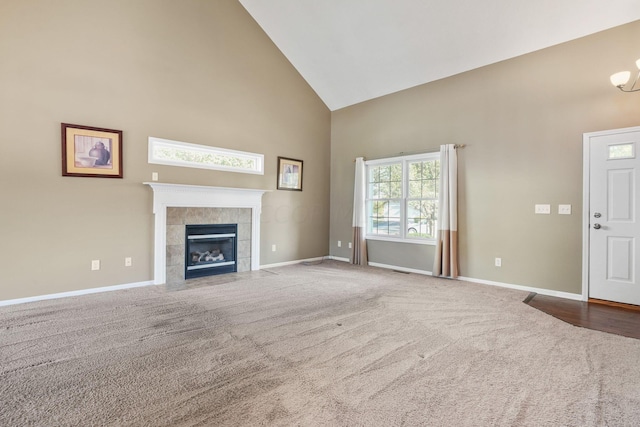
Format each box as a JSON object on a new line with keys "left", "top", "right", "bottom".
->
{"left": 239, "top": 0, "right": 640, "bottom": 111}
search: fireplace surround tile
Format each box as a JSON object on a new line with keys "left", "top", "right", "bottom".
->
{"left": 185, "top": 207, "right": 204, "bottom": 224}
{"left": 237, "top": 258, "right": 251, "bottom": 273}
{"left": 167, "top": 207, "right": 183, "bottom": 225}
{"left": 220, "top": 208, "right": 239, "bottom": 223}
{"left": 166, "top": 225, "right": 185, "bottom": 246}
{"left": 238, "top": 208, "right": 252, "bottom": 223}
{"left": 167, "top": 265, "right": 183, "bottom": 286}
{"left": 164, "top": 207, "right": 252, "bottom": 285}
{"left": 166, "top": 244, "right": 183, "bottom": 267}
{"left": 237, "top": 239, "right": 251, "bottom": 260}
{"left": 203, "top": 209, "right": 224, "bottom": 224}
{"left": 238, "top": 223, "right": 251, "bottom": 241}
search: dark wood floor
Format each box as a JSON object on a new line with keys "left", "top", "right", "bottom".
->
{"left": 524, "top": 293, "right": 640, "bottom": 340}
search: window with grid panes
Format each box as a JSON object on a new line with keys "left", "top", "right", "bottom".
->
{"left": 407, "top": 159, "right": 439, "bottom": 239}
{"left": 367, "top": 163, "right": 402, "bottom": 236}
{"left": 365, "top": 153, "right": 439, "bottom": 243}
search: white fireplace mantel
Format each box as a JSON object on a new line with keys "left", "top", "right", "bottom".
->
{"left": 145, "top": 182, "right": 268, "bottom": 284}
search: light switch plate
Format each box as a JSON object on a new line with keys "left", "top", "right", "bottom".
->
{"left": 535, "top": 204, "right": 551, "bottom": 214}
{"left": 558, "top": 204, "right": 572, "bottom": 215}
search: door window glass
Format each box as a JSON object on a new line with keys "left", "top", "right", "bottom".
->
{"left": 608, "top": 143, "right": 635, "bottom": 160}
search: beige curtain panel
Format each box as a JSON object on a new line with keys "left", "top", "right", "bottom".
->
{"left": 351, "top": 157, "right": 368, "bottom": 265}
{"left": 433, "top": 144, "right": 458, "bottom": 278}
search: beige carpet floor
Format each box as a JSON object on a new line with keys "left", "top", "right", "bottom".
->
{"left": 1, "top": 261, "right": 640, "bottom": 426}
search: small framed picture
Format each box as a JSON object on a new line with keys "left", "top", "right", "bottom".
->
{"left": 61, "top": 123, "right": 123, "bottom": 178}
{"left": 277, "top": 156, "right": 303, "bottom": 191}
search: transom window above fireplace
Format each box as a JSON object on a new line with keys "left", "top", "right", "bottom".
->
{"left": 148, "top": 136, "right": 264, "bottom": 174}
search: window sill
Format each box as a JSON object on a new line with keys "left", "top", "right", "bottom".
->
{"left": 366, "top": 235, "right": 436, "bottom": 246}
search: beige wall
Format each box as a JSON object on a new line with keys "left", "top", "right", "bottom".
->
{"left": 0, "top": 0, "right": 330, "bottom": 300}
{"left": 331, "top": 21, "right": 640, "bottom": 294}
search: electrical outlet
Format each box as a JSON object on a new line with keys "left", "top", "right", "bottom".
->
{"left": 558, "top": 204, "right": 572, "bottom": 215}
{"left": 272, "top": 244, "right": 276, "bottom": 252}
{"left": 125, "top": 257, "right": 132, "bottom": 267}
{"left": 152, "top": 172, "right": 158, "bottom": 181}
{"left": 348, "top": 242, "right": 352, "bottom": 249}
{"left": 495, "top": 258, "right": 502, "bottom": 267}
{"left": 338, "top": 240, "right": 342, "bottom": 247}
{"left": 535, "top": 204, "right": 551, "bottom": 214}
{"left": 91, "top": 260, "right": 100, "bottom": 271}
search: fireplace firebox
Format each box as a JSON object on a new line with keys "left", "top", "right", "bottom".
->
{"left": 185, "top": 224, "right": 237, "bottom": 279}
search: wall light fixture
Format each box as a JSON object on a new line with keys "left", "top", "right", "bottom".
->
{"left": 610, "top": 58, "right": 640, "bottom": 92}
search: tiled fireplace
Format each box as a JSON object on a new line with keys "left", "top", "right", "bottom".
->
{"left": 167, "top": 209, "right": 249, "bottom": 283}
{"left": 145, "top": 183, "right": 267, "bottom": 285}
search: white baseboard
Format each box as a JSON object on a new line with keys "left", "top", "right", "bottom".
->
{"left": 0, "top": 280, "right": 156, "bottom": 307}
{"left": 1, "top": 266, "right": 582, "bottom": 308}
{"left": 362, "top": 260, "right": 582, "bottom": 301}
{"left": 327, "top": 256, "right": 350, "bottom": 263}
{"left": 457, "top": 276, "right": 583, "bottom": 301}
{"left": 368, "top": 262, "right": 433, "bottom": 276}
{"left": 260, "top": 256, "right": 328, "bottom": 269}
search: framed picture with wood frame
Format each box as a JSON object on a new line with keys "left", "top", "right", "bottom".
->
{"left": 277, "top": 156, "right": 303, "bottom": 191}
{"left": 61, "top": 123, "right": 123, "bottom": 178}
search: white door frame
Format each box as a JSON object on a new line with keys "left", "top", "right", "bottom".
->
{"left": 582, "top": 125, "right": 640, "bottom": 301}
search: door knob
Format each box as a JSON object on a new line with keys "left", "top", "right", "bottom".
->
{"left": 593, "top": 223, "right": 601, "bottom": 229}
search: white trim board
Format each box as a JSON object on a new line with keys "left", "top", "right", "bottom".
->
{"left": 347, "top": 259, "right": 581, "bottom": 301}
{"left": 368, "top": 262, "right": 433, "bottom": 276}
{"left": 0, "top": 280, "right": 155, "bottom": 307}
{"left": 457, "top": 276, "right": 583, "bottom": 301}
{"left": 260, "top": 257, "right": 327, "bottom": 269}
{"left": 1, "top": 256, "right": 328, "bottom": 307}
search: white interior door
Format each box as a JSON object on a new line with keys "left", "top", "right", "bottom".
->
{"left": 588, "top": 127, "right": 640, "bottom": 305}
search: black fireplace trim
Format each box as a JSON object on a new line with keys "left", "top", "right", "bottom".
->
{"left": 184, "top": 223, "right": 238, "bottom": 279}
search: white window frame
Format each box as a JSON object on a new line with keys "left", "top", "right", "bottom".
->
{"left": 148, "top": 136, "right": 264, "bottom": 175}
{"left": 365, "top": 152, "right": 439, "bottom": 246}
